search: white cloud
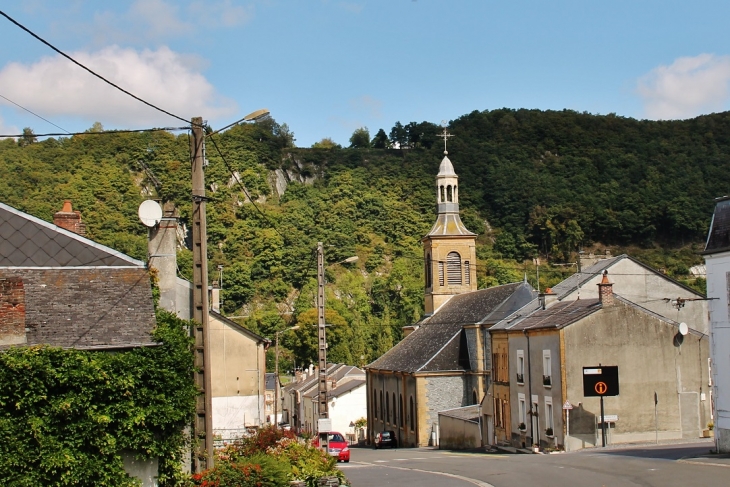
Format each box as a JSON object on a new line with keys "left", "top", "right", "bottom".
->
{"left": 0, "top": 46, "right": 236, "bottom": 128}
{"left": 87, "top": 0, "right": 252, "bottom": 44}
{"left": 637, "top": 53, "right": 730, "bottom": 119}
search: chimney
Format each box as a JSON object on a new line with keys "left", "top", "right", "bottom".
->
{"left": 597, "top": 270, "right": 614, "bottom": 306}
{"left": 0, "top": 277, "right": 27, "bottom": 345}
{"left": 538, "top": 287, "right": 558, "bottom": 309}
{"left": 148, "top": 203, "right": 185, "bottom": 317}
{"left": 210, "top": 282, "right": 220, "bottom": 313}
{"left": 53, "top": 200, "right": 86, "bottom": 236}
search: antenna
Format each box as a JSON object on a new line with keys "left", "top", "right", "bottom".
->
{"left": 138, "top": 200, "right": 162, "bottom": 227}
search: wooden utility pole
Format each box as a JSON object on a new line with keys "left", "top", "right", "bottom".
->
{"left": 317, "top": 242, "right": 328, "bottom": 421}
{"left": 191, "top": 116, "right": 214, "bottom": 472}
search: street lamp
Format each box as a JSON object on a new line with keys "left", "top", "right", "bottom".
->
{"left": 275, "top": 325, "right": 299, "bottom": 430}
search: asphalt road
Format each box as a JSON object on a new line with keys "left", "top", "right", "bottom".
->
{"left": 340, "top": 441, "right": 727, "bottom": 487}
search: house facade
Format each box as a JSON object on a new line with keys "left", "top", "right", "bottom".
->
{"left": 702, "top": 196, "right": 730, "bottom": 453}
{"left": 487, "top": 273, "right": 710, "bottom": 451}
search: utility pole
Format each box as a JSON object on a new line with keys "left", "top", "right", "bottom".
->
{"left": 191, "top": 116, "right": 214, "bottom": 472}
{"left": 317, "top": 242, "right": 328, "bottom": 421}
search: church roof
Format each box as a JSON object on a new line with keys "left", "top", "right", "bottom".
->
{"left": 437, "top": 153, "right": 457, "bottom": 177}
{"left": 424, "top": 213, "right": 476, "bottom": 237}
{"left": 367, "top": 282, "right": 536, "bottom": 373}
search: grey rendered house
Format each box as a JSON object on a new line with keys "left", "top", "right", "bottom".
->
{"left": 493, "top": 273, "right": 710, "bottom": 450}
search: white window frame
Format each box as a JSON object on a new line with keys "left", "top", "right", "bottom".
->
{"left": 543, "top": 349, "right": 552, "bottom": 387}
{"left": 518, "top": 393, "right": 526, "bottom": 425}
{"left": 517, "top": 349, "right": 525, "bottom": 384}
{"left": 544, "top": 396, "right": 554, "bottom": 433}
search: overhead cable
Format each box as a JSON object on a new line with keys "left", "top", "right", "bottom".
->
{"left": 0, "top": 10, "right": 194, "bottom": 127}
{"left": 0, "top": 93, "right": 70, "bottom": 134}
{"left": 0, "top": 126, "right": 189, "bottom": 138}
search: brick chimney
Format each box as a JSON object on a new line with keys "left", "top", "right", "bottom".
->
{"left": 53, "top": 200, "right": 86, "bottom": 236}
{"left": 0, "top": 277, "right": 27, "bottom": 345}
{"left": 538, "top": 287, "right": 558, "bottom": 309}
{"left": 597, "top": 270, "right": 614, "bottom": 306}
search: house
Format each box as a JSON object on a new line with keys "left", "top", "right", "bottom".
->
{"left": 488, "top": 272, "right": 710, "bottom": 451}
{"left": 283, "top": 363, "right": 365, "bottom": 438}
{"left": 265, "top": 372, "right": 278, "bottom": 424}
{"left": 365, "top": 149, "right": 536, "bottom": 447}
{"left": 146, "top": 204, "right": 268, "bottom": 438}
{"left": 702, "top": 196, "right": 730, "bottom": 453}
{"left": 0, "top": 200, "right": 161, "bottom": 485}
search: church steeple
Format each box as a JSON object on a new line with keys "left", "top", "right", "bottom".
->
{"left": 422, "top": 128, "right": 478, "bottom": 315}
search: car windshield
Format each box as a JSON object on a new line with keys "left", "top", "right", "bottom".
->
{"left": 381, "top": 432, "right": 391, "bottom": 438}
{"left": 328, "top": 433, "right": 345, "bottom": 442}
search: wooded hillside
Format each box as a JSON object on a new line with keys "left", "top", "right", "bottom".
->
{"left": 1, "top": 108, "right": 724, "bottom": 367}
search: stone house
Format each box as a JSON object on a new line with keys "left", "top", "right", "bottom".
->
{"left": 702, "top": 196, "right": 730, "bottom": 453}
{"left": 0, "top": 201, "right": 161, "bottom": 486}
{"left": 489, "top": 273, "right": 710, "bottom": 451}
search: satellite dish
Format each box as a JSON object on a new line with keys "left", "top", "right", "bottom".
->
{"left": 679, "top": 322, "right": 689, "bottom": 336}
{"left": 138, "top": 200, "right": 162, "bottom": 227}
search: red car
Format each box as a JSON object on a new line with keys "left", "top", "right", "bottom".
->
{"left": 314, "top": 432, "right": 350, "bottom": 462}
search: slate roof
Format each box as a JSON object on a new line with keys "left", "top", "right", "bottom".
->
{"left": 505, "top": 298, "right": 601, "bottom": 331}
{"left": 368, "top": 282, "right": 536, "bottom": 373}
{"left": 704, "top": 197, "right": 730, "bottom": 254}
{"left": 0, "top": 202, "right": 143, "bottom": 267}
{"left": 329, "top": 378, "right": 365, "bottom": 398}
{"left": 424, "top": 213, "right": 476, "bottom": 237}
{"left": 0, "top": 267, "right": 157, "bottom": 349}
{"left": 438, "top": 404, "right": 480, "bottom": 423}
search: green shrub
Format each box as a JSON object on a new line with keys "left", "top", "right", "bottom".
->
{"left": 191, "top": 453, "right": 290, "bottom": 487}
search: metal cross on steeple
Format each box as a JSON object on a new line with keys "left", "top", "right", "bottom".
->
{"left": 438, "top": 121, "right": 454, "bottom": 153}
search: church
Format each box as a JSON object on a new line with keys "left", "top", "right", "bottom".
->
{"left": 365, "top": 145, "right": 536, "bottom": 447}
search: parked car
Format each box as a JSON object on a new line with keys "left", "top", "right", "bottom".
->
{"left": 374, "top": 430, "right": 397, "bottom": 449}
{"left": 314, "top": 432, "right": 350, "bottom": 462}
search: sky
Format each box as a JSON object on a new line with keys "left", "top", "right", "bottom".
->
{"left": 1, "top": 1, "right": 730, "bottom": 147}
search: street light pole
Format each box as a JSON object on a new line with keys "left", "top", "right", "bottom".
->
{"left": 274, "top": 325, "right": 299, "bottom": 430}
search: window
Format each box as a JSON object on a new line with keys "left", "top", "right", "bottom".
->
{"left": 438, "top": 261, "right": 444, "bottom": 286}
{"left": 517, "top": 350, "right": 525, "bottom": 384}
{"left": 543, "top": 350, "right": 552, "bottom": 387}
{"left": 426, "top": 253, "right": 432, "bottom": 288}
{"left": 472, "top": 390, "right": 478, "bottom": 405}
{"left": 409, "top": 396, "right": 415, "bottom": 431}
{"left": 440, "top": 185, "right": 445, "bottom": 203}
{"left": 373, "top": 390, "right": 378, "bottom": 419}
{"left": 544, "top": 396, "right": 554, "bottom": 434}
{"left": 518, "top": 393, "right": 526, "bottom": 426}
{"left": 447, "top": 251, "right": 462, "bottom": 285}
{"left": 447, "top": 185, "right": 453, "bottom": 202}
{"left": 495, "top": 398, "right": 502, "bottom": 428}
{"left": 392, "top": 393, "right": 397, "bottom": 425}
{"left": 380, "top": 391, "right": 383, "bottom": 422}
{"left": 386, "top": 393, "right": 390, "bottom": 423}
{"left": 465, "top": 261, "right": 470, "bottom": 285}
{"left": 399, "top": 394, "right": 403, "bottom": 428}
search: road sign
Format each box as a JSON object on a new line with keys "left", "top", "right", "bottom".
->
{"left": 318, "top": 418, "right": 332, "bottom": 433}
{"left": 562, "top": 401, "right": 573, "bottom": 410}
{"left": 583, "top": 366, "right": 619, "bottom": 397}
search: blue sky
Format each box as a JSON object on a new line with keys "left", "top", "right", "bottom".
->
{"left": 2, "top": 1, "right": 730, "bottom": 147}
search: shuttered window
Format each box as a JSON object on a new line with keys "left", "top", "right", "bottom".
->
{"left": 426, "top": 253, "right": 432, "bottom": 288}
{"left": 447, "top": 251, "right": 462, "bottom": 285}
{"left": 438, "top": 261, "right": 444, "bottom": 286}
{"left": 464, "top": 261, "right": 471, "bottom": 285}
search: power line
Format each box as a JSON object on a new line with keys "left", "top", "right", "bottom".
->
{"left": 0, "top": 93, "right": 70, "bottom": 134}
{"left": 0, "top": 10, "right": 193, "bottom": 127}
{"left": 0, "top": 126, "right": 189, "bottom": 138}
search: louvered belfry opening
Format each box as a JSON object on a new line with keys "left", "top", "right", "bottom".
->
{"left": 447, "top": 251, "right": 462, "bottom": 285}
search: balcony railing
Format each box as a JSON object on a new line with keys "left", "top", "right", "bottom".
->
{"left": 543, "top": 375, "right": 552, "bottom": 386}
{"left": 516, "top": 373, "right": 524, "bottom": 384}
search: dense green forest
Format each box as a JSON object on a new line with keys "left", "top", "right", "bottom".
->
{"left": 1, "top": 108, "right": 724, "bottom": 370}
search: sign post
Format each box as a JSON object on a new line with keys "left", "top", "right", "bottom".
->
{"left": 563, "top": 400, "right": 573, "bottom": 451}
{"left": 583, "top": 365, "right": 619, "bottom": 447}
{"left": 654, "top": 391, "right": 658, "bottom": 445}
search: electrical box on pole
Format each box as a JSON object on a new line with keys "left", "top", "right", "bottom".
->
{"left": 191, "top": 117, "right": 214, "bottom": 472}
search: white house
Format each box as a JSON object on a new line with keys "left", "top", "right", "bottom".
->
{"left": 703, "top": 196, "right": 730, "bottom": 453}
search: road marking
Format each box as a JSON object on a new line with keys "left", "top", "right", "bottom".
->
{"left": 373, "top": 460, "right": 388, "bottom": 463}
{"left": 353, "top": 462, "right": 495, "bottom": 487}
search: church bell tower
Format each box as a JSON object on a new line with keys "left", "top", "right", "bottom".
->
{"left": 422, "top": 130, "right": 477, "bottom": 315}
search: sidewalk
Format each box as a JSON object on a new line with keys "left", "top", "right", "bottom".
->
{"left": 679, "top": 452, "right": 730, "bottom": 468}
